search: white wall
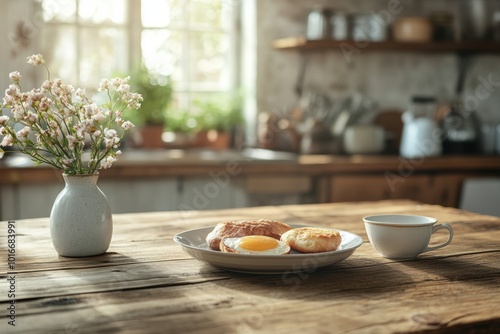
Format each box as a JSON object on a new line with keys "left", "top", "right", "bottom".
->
{"left": 255, "top": 0, "right": 500, "bottom": 124}
{"left": 0, "top": 0, "right": 40, "bottom": 92}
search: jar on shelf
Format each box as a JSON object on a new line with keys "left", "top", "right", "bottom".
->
{"left": 306, "top": 7, "right": 332, "bottom": 40}
{"left": 432, "top": 12, "right": 455, "bottom": 41}
{"left": 331, "top": 12, "right": 351, "bottom": 40}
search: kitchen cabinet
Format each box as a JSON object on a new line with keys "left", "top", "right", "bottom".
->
{"left": 329, "top": 172, "right": 492, "bottom": 208}
{"left": 0, "top": 178, "right": 180, "bottom": 220}
{"left": 99, "top": 178, "right": 179, "bottom": 214}
{"left": 1, "top": 183, "right": 61, "bottom": 220}
{"left": 177, "top": 175, "right": 313, "bottom": 211}
{"left": 0, "top": 175, "right": 311, "bottom": 220}
{"left": 178, "top": 177, "right": 247, "bottom": 211}
{"left": 243, "top": 175, "right": 314, "bottom": 207}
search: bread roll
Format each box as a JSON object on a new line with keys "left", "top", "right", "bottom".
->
{"left": 206, "top": 219, "right": 292, "bottom": 251}
{"left": 280, "top": 227, "right": 342, "bottom": 253}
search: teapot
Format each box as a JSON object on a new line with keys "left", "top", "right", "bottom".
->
{"left": 400, "top": 96, "right": 442, "bottom": 158}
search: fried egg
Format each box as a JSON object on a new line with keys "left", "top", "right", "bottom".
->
{"left": 220, "top": 235, "right": 291, "bottom": 255}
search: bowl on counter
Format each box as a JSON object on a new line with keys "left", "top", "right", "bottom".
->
{"left": 343, "top": 124, "right": 385, "bottom": 154}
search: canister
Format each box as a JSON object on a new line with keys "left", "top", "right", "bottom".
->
{"left": 307, "top": 7, "right": 332, "bottom": 40}
{"left": 331, "top": 12, "right": 350, "bottom": 40}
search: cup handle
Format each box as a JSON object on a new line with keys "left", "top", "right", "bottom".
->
{"left": 423, "top": 223, "right": 454, "bottom": 253}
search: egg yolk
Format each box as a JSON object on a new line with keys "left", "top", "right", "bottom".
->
{"left": 238, "top": 236, "right": 278, "bottom": 251}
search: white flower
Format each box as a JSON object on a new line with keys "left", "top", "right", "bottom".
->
{"left": 105, "top": 128, "right": 117, "bottom": 138}
{"left": 9, "top": 71, "right": 22, "bottom": 83}
{"left": 27, "top": 54, "right": 45, "bottom": 66}
{"left": 0, "top": 54, "right": 141, "bottom": 174}
{"left": 61, "top": 158, "right": 75, "bottom": 166}
{"left": 111, "top": 77, "right": 126, "bottom": 88}
{"left": 91, "top": 110, "right": 106, "bottom": 122}
{"left": 16, "top": 126, "right": 31, "bottom": 140}
{"left": 38, "top": 97, "right": 52, "bottom": 111}
{"left": 0, "top": 115, "right": 9, "bottom": 125}
{"left": 121, "top": 121, "right": 134, "bottom": 130}
{"left": 66, "top": 135, "right": 80, "bottom": 150}
{"left": 99, "top": 155, "right": 117, "bottom": 169}
{"left": 1, "top": 134, "right": 13, "bottom": 146}
{"left": 75, "top": 88, "right": 86, "bottom": 99}
{"left": 11, "top": 105, "right": 24, "bottom": 121}
{"left": 6, "top": 84, "right": 19, "bottom": 97}
{"left": 84, "top": 103, "right": 99, "bottom": 117}
{"left": 3, "top": 95, "right": 14, "bottom": 105}
{"left": 98, "top": 79, "right": 110, "bottom": 92}
{"left": 121, "top": 92, "right": 143, "bottom": 109}
{"left": 25, "top": 112, "right": 38, "bottom": 124}
{"left": 41, "top": 80, "right": 52, "bottom": 92}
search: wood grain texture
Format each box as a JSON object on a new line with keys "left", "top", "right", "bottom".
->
{"left": 1, "top": 200, "right": 499, "bottom": 333}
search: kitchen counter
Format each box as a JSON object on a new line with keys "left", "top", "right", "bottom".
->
{"left": 1, "top": 150, "right": 500, "bottom": 220}
{"left": 1, "top": 149, "right": 500, "bottom": 184}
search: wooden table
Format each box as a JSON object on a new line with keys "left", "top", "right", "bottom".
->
{"left": 1, "top": 200, "right": 499, "bottom": 333}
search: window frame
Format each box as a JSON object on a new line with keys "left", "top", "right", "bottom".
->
{"left": 37, "top": 0, "right": 241, "bottom": 112}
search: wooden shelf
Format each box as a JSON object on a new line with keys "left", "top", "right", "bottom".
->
{"left": 273, "top": 37, "right": 500, "bottom": 53}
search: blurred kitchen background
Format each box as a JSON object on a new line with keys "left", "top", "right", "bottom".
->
{"left": 1, "top": 0, "right": 500, "bottom": 219}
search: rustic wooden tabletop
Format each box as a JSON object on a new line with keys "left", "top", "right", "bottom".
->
{"left": 1, "top": 200, "right": 499, "bottom": 333}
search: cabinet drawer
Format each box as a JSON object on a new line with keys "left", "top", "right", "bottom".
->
{"left": 330, "top": 174, "right": 440, "bottom": 204}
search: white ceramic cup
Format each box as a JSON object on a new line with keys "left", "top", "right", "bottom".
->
{"left": 363, "top": 214, "right": 453, "bottom": 260}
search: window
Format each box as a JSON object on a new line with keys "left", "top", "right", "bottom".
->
{"left": 38, "top": 0, "right": 240, "bottom": 111}
{"left": 38, "top": 0, "right": 130, "bottom": 88}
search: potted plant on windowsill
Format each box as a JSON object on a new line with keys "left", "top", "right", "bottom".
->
{"left": 162, "top": 109, "right": 197, "bottom": 147}
{"left": 125, "top": 66, "right": 173, "bottom": 149}
{"left": 193, "top": 93, "right": 243, "bottom": 150}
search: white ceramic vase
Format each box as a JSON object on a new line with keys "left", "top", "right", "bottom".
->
{"left": 50, "top": 173, "right": 113, "bottom": 257}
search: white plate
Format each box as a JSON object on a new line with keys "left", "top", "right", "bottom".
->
{"left": 173, "top": 226, "right": 363, "bottom": 274}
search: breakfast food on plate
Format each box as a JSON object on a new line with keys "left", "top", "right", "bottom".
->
{"left": 206, "top": 220, "right": 343, "bottom": 254}
{"left": 206, "top": 219, "right": 292, "bottom": 251}
{"left": 280, "top": 227, "right": 342, "bottom": 253}
{"left": 220, "top": 235, "right": 291, "bottom": 255}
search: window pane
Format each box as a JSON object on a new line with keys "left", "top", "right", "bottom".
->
{"left": 38, "top": 0, "right": 76, "bottom": 22}
{"left": 189, "top": 31, "right": 229, "bottom": 89}
{"left": 189, "top": 0, "right": 232, "bottom": 30}
{"left": 141, "top": 0, "right": 184, "bottom": 28}
{"left": 78, "top": 0, "right": 127, "bottom": 24}
{"left": 141, "top": 29, "right": 182, "bottom": 81}
{"left": 189, "top": 0, "right": 218, "bottom": 26}
{"left": 41, "top": 26, "right": 78, "bottom": 83}
{"left": 140, "top": 0, "right": 237, "bottom": 112}
{"left": 80, "top": 28, "right": 128, "bottom": 87}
